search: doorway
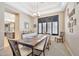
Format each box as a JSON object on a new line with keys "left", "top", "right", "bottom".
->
{"left": 4, "top": 12, "right": 16, "bottom": 47}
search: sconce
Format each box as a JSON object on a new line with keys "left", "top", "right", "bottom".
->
{"left": 34, "top": 24, "right": 36, "bottom": 28}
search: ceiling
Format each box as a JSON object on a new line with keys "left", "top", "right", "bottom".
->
{"left": 5, "top": 2, "right": 67, "bottom": 17}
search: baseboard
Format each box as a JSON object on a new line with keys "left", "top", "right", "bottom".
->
{"left": 64, "top": 40, "right": 74, "bottom": 56}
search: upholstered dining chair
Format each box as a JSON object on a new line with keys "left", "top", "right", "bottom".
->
{"left": 56, "top": 32, "right": 64, "bottom": 43}
{"left": 8, "top": 38, "right": 32, "bottom": 56}
{"left": 33, "top": 36, "right": 49, "bottom": 56}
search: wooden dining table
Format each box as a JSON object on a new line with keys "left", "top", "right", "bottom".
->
{"left": 17, "top": 34, "right": 48, "bottom": 55}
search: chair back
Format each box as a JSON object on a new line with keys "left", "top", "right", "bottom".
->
{"left": 60, "top": 32, "right": 64, "bottom": 37}
{"left": 43, "top": 36, "right": 49, "bottom": 50}
{"left": 8, "top": 38, "right": 21, "bottom": 56}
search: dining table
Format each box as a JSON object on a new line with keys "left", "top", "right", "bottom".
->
{"left": 16, "top": 34, "right": 49, "bottom": 55}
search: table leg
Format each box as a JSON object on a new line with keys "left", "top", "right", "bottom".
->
{"left": 32, "top": 47, "right": 33, "bottom": 56}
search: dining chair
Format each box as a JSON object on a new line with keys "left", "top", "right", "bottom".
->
{"left": 55, "top": 32, "right": 64, "bottom": 43}
{"left": 33, "top": 36, "right": 49, "bottom": 56}
{"left": 8, "top": 38, "right": 32, "bottom": 56}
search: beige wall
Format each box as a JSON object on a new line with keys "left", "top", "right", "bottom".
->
{"left": 32, "top": 17, "right": 38, "bottom": 33}
{"left": 19, "top": 13, "right": 34, "bottom": 33}
{"left": 64, "top": 2, "right": 79, "bottom": 55}
{"left": 0, "top": 3, "right": 4, "bottom": 49}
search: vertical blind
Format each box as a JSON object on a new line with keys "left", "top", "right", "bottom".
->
{"left": 52, "top": 22, "right": 58, "bottom": 34}
{"left": 38, "top": 15, "right": 59, "bottom": 35}
{"left": 43, "top": 22, "right": 46, "bottom": 33}
{"left": 47, "top": 22, "right": 51, "bottom": 34}
{"left": 38, "top": 23, "right": 42, "bottom": 33}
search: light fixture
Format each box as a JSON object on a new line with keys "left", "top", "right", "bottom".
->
{"left": 32, "top": 2, "right": 40, "bottom": 17}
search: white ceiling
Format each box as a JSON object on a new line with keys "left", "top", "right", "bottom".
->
{"left": 5, "top": 2, "right": 67, "bottom": 17}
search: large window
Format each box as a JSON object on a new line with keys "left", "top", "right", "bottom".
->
{"left": 38, "top": 15, "right": 59, "bottom": 35}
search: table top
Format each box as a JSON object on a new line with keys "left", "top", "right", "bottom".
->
{"left": 17, "top": 34, "right": 48, "bottom": 47}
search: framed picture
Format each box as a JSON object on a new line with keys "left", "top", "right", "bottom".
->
{"left": 69, "top": 8, "right": 75, "bottom": 18}
{"left": 75, "top": 2, "right": 79, "bottom": 7}
{"left": 71, "top": 27, "right": 73, "bottom": 33}
{"left": 76, "top": 2, "right": 79, "bottom": 5}
{"left": 34, "top": 24, "right": 36, "bottom": 28}
{"left": 73, "top": 19, "right": 76, "bottom": 25}
{"left": 67, "top": 8, "right": 69, "bottom": 16}
{"left": 68, "top": 22, "right": 71, "bottom": 28}
{"left": 69, "top": 26, "right": 73, "bottom": 33}
{"left": 24, "top": 22, "right": 29, "bottom": 29}
{"left": 70, "top": 17, "right": 73, "bottom": 21}
{"left": 68, "top": 18, "right": 74, "bottom": 33}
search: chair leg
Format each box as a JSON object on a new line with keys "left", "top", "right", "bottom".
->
{"left": 46, "top": 45, "right": 49, "bottom": 50}
{"left": 48, "top": 45, "right": 50, "bottom": 50}
{"left": 47, "top": 42, "right": 50, "bottom": 50}
{"left": 43, "top": 50, "right": 45, "bottom": 56}
{"left": 57, "top": 39, "right": 58, "bottom": 43}
{"left": 32, "top": 48, "right": 34, "bottom": 56}
{"left": 62, "top": 39, "right": 64, "bottom": 43}
{"left": 48, "top": 45, "right": 49, "bottom": 50}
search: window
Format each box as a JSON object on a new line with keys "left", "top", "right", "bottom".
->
{"left": 38, "top": 15, "right": 59, "bottom": 35}
{"left": 52, "top": 22, "right": 58, "bottom": 35}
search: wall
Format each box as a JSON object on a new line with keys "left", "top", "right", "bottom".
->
{"left": 64, "top": 2, "right": 79, "bottom": 55}
{"left": 0, "top": 3, "right": 4, "bottom": 49}
{"left": 32, "top": 17, "right": 38, "bottom": 33}
{"left": 19, "top": 13, "right": 34, "bottom": 33}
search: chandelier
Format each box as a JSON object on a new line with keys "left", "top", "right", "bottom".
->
{"left": 32, "top": 2, "right": 40, "bottom": 17}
